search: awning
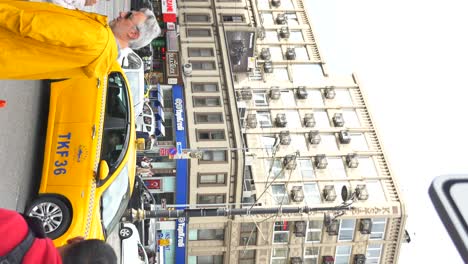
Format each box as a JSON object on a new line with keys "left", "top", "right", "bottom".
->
{"left": 149, "top": 84, "right": 164, "bottom": 108}
{"left": 155, "top": 106, "right": 165, "bottom": 122}
{"left": 155, "top": 119, "right": 166, "bottom": 137}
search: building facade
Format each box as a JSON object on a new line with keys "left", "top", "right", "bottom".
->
{"left": 176, "top": 0, "right": 407, "bottom": 263}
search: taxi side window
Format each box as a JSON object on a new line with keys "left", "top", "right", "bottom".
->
{"left": 101, "top": 73, "right": 130, "bottom": 171}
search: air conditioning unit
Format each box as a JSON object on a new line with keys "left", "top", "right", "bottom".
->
{"left": 326, "top": 220, "right": 339, "bottom": 236}
{"left": 270, "top": 87, "right": 281, "bottom": 99}
{"left": 271, "top": 0, "right": 281, "bottom": 7}
{"left": 323, "top": 185, "right": 337, "bottom": 202}
{"left": 308, "top": 130, "right": 321, "bottom": 144}
{"left": 355, "top": 184, "right": 369, "bottom": 200}
{"left": 314, "top": 154, "right": 328, "bottom": 169}
{"left": 264, "top": 60, "right": 273, "bottom": 73}
{"left": 294, "top": 221, "right": 306, "bottom": 237}
{"left": 246, "top": 114, "right": 257, "bottom": 128}
{"left": 291, "top": 186, "right": 304, "bottom": 202}
{"left": 257, "top": 27, "right": 266, "bottom": 40}
{"left": 338, "top": 130, "right": 351, "bottom": 144}
{"left": 303, "top": 113, "right": 315, "bottom": 128}
{"left": 279, "top": 27, "right": 290, "bottom": 39}
{"left": 241, "top": 88, "right": 252, "bottom": 100}
{"left": 359, "top": 218, "right": 372, "bottom": 234}
{"left": 279, "top": 131, "right": 291, "bottom": 145}
{"left": 283, "top": 155, "right": 297, "bottom": 170}
{"left": 296, "top": 86, "right": 307, "bottom": 99}
{"left": 260, "top": 48, "right": 271, "bottom": 60}
{"left": 346, "top": 153, "right": 359, "bottom": 168}
{"left": 276, "top": 13, "right": 286, "bottom": 24}
{"left": 324, "top": 87, "right": 336, "bottom": 99}
{"left": 322, "top": 256, "right": 335, "bottom": 264}
{"left": 333, "top": 113, "right": 345, "bottom": 127}
{"left": 290, "top": 257, "right": 303, "bottom": 264}
{"left": 354, "top": 254, "right": 366, "bottom": 264}
{"left": 183, "top": 63, "right": 192, "bottom": 76}
{"left": 286, "top": 47, "right": 296, "bottom": 60}
{"left": 276, "top": 113, "right": 287, "bottom": 127}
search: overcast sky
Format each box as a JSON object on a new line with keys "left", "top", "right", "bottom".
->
{"left": 306, "top": 1, "right": 468, "bottom": 263}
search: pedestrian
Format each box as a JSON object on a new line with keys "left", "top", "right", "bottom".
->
{"left": 0, "top": 1, "right": 160, "bottom": 80}
{"left": 47, "top": 0, "right": 98, "bottom": 10}
{"left": 0, "top": 208, "right": 117, "bottom": 264}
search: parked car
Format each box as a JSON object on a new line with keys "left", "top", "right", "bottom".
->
{"left": 136, "top": 102, "right": 156, "bottom": 136}
{"left": 118, "top": 47, "right": 145, "bottom": 119}
{"left": 25, "top": 61, "right": 137, "bottom": 247}
{"left": 120, "top": 222, "right": 149, "bottom": 264}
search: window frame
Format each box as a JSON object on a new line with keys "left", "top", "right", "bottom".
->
{"left": 239, "top": 223, "right": 257, "bottom": 246}
{"left": 187, "top": 28, "right": 212, "bottom": 37}
{"left": 192, "top": 82, "right": 219, "bottom": 92}
{"left": 185, "top": 13, "right": 211, "bottom": 23}
{"left": 193, "top": 96, "right": 222, "bottom": 107}
{"left": 305, "top": 220, "right": 322, "bottom": 243}
{"left": 188, "top": 47, "right": 215, "bottom": 57}
{"left": 338, "top": 219, "right": 356, "bottom": 242}
{"left": 271, "top": 184, "right": 289, "bottom": 205}
{"left": 257, "top": 111, "right": 273, "bottom": 128}
{"left": 198, "top": 173, "right": 227, "bottom": 186}
{"left": 199, "top": 150, "right": 228, "bottom": 163}
{"left": 334, "top": 245, "right": 352, "bottom": 264}
{"left": 194, "top": 112, "right": 224, "bottom": 124}
{"left": 196, "top": 129, "right": 226, "bottom": 141}
{"left": 272, "top": 221, "right": 289, "bottom": 244}
{"left": 370, "top": 218, "right": 387, "bottom": 240}
{"left": 197, "top": 193, "right": 226, "bottom": 205}
{"left": 190, "top": 60, "right": 217, "bottom": 71}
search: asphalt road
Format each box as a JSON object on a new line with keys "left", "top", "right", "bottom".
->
{"left": 0, "top": 1, "right": 130, "bottom": 260}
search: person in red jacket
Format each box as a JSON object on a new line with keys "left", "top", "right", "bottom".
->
{"left": 0, "top": 208, "right": 116, "bottom": 264}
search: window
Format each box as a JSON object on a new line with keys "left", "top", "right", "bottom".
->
{"left": 319, "top": 134, "right": 338, "bottom": 151}
{"left": 200, "top": 150, "right": 227, "bottom": 162}
{"left": 304, "top": 247, "right": 319, "bottom": 264}
{"left": 291, "top": 135, "right": 306, "bottom": 151}
{"left": 186, "top": 14, "right": 210, "bottom": 22}
{"left": 285, "top": 110, "right": 301, "bottom": 128}
{"left": 261, "top": 13, "right": 274, "bottom": 25}
{"left": 191, "top": 61, "right": 216, "bottom": 70}
{"left": 291, "top": 64, "right": 324, "bottom": 85}
{"left": 187, "top": 28, "right": 212, "bottom": 37}
{"left": 271, "top": 184, "right": 289, "bottom": 205}
{"left": 195, "top": 113, "right": 223, "bottom": 123}
{"left": 271, "top": 248, "right": 288, "bottom": 264}
{"left": 193, "top": 96, "right": 221, "bottom": 107}
{"left": 188, "top": 47, "right": 215, "bottom": 57}
{"left": 359, "top": 157, "right": 379, "bottom": 177}
{"left": 272, "top": 67, "right": 289, "bottom": 81}
{"left": 281, "top": 90, "right": 296, "bottom": 105}
{"left": 308, "top": 90, "right": 324, "bottom": 106}
{"left": 253, "top": 92, "right": 269, "bottom": 106}
{"left": 350, "top": 133, "right": 369, "bottom": 151}
{"left": 366, "top": 244, "right": 383, "bottom": 264}
{"left": 197, "top": 130, "right": 225, "bottom": 140}
{"left": 367, "top": 181, "right": 386, "bottom": 202}
{"left": 188, "top": 255, "right": 223, "bottom": 264}
{"left": 286, "top": 13, "right": 299, "bottom": 26}
{"left": 265, "top": 159, "right": 284, "bottom": 179}
{"left": 261, "top": 136, "right": 277, "bottom": 155}
{"left": 222, "top": 15, "right": 244, "bottom": 23}
{"left": 342, "top": 110, "right": 361, "bottom": 127}
{"left": 289, "top": 30, "right": 304, "bottom": 41}
{"left": 313, "top": 111, "right": 330, "bottom": 128}
{"left": 304, "top": 183, "right": 321, "bottom": 204}
{"left": 305, "top": 220, "right": 322, "bottom": 242}
{"left": 198, "top": 173, "right": 226, "bottom": 185}
{"left": 189, "top": 229, "right": 225, "bottom": 240}
{"left": 192, "top": 83, "right": 218, "bottom": 92}
{"left": 257, "top": 0, "right": 269, "bottom": 9}
{"left": 265, "top": 31, "right": 279, "bottom": 41}
{"left": 298, "top": 159, "right": 314, "bottom": 179}
{"left": 328, "top": 158, "right": 347, "bottom": 178}
{"left": 335, "top": 89, "right": 353, "bottom": 105}
{"left": 240, "top": 223, "right": 257, "bottom": 245}
{"left": 273, "top": 221, "right": 289, "bottom": 244}
{"left": 257, "top": 111, "right": 272, "bottom": 127}
{"left": 370, "top": 218, "right": 387, "bottom": 240}
{"left": 269, "top": 46, "right": 283, "bottom": 60}
{"left": 338, "top": 219, "right": 356, "bottom": 241}
{"left": 282, "top": 0, "right": 294, "bottom": 8}
{"left": 293, "top": 46, "right": 309, "bottom": 59}
{"left": 334, "top": 245, "right": 352, "bottom": 264}
{"left": 197, "top": 194, "right": 226, "bottom": 204}
{"left": 239, "top": 250, "right": 256, "bottom": 264}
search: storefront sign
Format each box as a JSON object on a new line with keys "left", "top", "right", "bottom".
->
{"left": 144, "top": 179, "right": 162, "bottom": 190}
{"left": 161, "top": 0, "right": 177, "bottom": 22}
{"left": 166, "top": 52, "right": 179, "bottom": 77}
{"left": 176, "top": 217, "right": 186, "bottom": 248}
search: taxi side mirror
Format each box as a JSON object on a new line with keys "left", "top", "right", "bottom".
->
{"left": 98, "top": 160, "right": 110, "bottom": 181}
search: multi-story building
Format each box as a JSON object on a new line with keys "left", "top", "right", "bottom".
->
{"left": 156, "top": 0, "right": 408, "bottom": 263}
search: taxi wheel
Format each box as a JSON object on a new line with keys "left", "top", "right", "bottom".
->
{"left": 119, "top": 226, "right": 133, "bottom": 239}
{"left": 25, "top": 196, "right": 71, "bottom": 240}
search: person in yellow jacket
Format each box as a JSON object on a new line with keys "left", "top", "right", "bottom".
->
{"left": 0, "top": 0, "right": 160, "bottom": 80}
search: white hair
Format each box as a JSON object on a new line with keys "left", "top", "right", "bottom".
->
{"left": 129, "top": 8, "right": 161, "bottom": 50}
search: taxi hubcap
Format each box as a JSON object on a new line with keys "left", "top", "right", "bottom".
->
{"left": 29, "top": 202, "right": 63, "bottom": 233}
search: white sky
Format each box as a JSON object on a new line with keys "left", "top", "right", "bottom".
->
{"left": 305, "top": 0, "right": 468, "bottom": 263}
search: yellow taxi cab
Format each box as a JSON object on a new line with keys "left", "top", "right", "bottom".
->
{"left": 25, "top": 61, "right": 137, "bottom": 247}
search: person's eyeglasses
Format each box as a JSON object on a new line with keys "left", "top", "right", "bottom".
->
{"left": 124, "top": 11, "right": 134, "bottom": 20}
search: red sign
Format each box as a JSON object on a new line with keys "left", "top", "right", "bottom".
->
{"left": 161, "top": 0, "right": 177, "bottom": 22}
{"left": 145, "top": 179, "right": 162, "bottom": 190}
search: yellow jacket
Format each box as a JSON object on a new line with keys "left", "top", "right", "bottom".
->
{"left": 0, "top": 0, "right": 118, "bottom": 79}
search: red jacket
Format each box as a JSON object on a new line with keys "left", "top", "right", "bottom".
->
{"left": 0, "top": 208, "right": 62, "bottom": 264}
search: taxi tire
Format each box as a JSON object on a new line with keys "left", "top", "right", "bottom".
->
{"left": 25, "top": 196, "right": 72, "bottom": 240}
{"left": 119, "top": 226, "right": 133, "bottom": 240}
